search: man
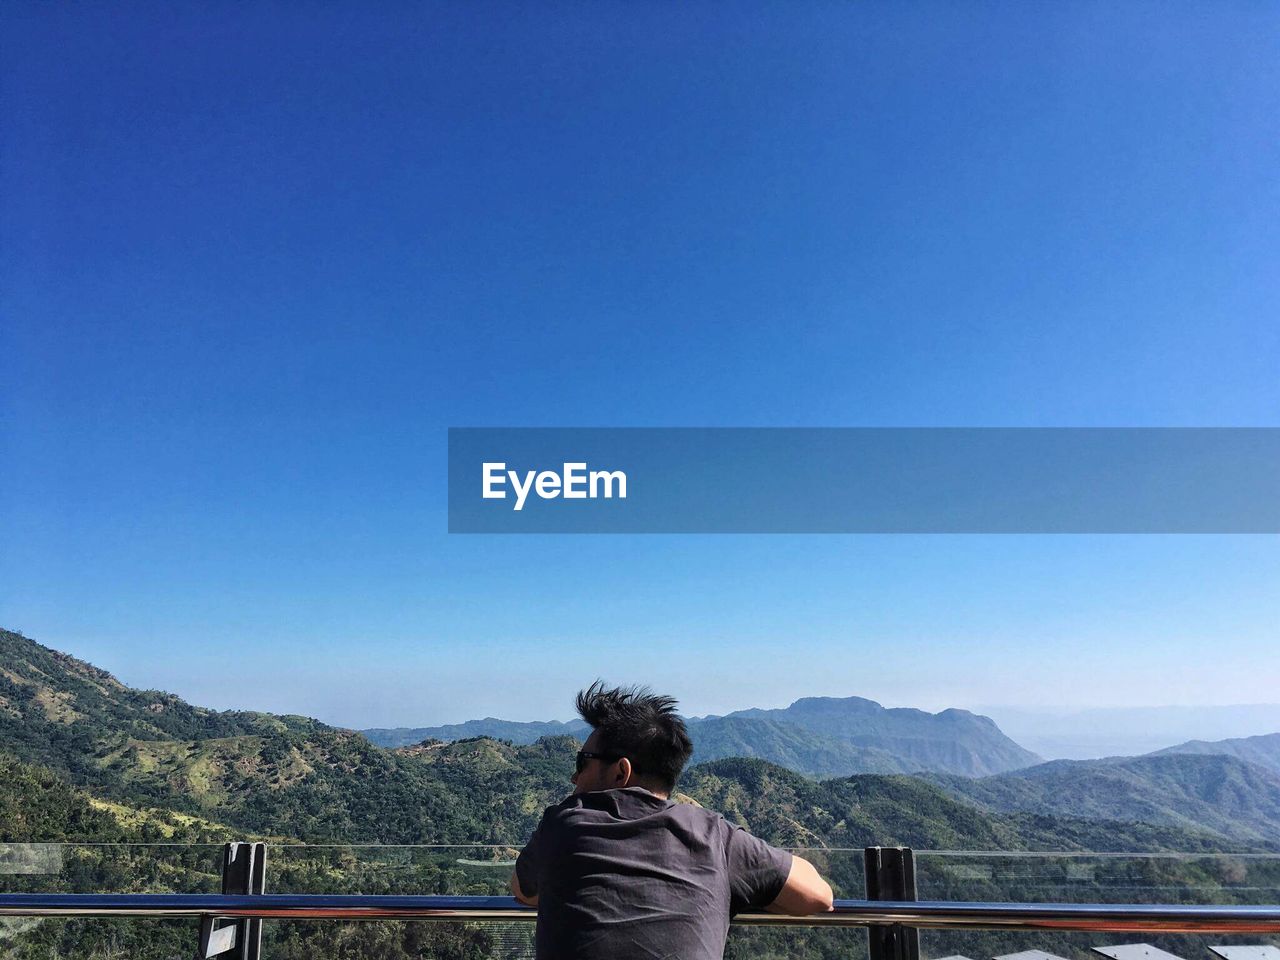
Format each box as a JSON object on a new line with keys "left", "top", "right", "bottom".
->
{"left": 511, "top": 682, "right": 834, "bottom": 960}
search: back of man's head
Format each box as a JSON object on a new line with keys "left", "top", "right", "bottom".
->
{"left": 575, "top": 682, "right": 693, "bottom": 794}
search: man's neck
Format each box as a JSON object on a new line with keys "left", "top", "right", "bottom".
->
{"left": 623, "top": 781, "right": 669, "bottom": 800}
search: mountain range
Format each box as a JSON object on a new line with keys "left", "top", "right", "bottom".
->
{"left": 1153, "top": 731, "right": 1280, "bottom": 775}
{"left": 363, "top": 695, "right": 1042, "bottom": 778}
{"left": 928, "top": 752, "right": 1280, "bottom": 845}
{"left": 984, "top": 704, "right": 1280, "bottom": 760}
{"left": 702, "top": 696, "right": 1042, "bottom": 775}
{"left": 363, "top": 717, "right": 590, "bottom": 749}
{"left": 4, "top": 627, "right": 1279, "bottom": 854}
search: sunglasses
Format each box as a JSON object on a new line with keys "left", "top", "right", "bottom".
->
{"left": 575, "top": 749, "right": 623, "bottom": 774}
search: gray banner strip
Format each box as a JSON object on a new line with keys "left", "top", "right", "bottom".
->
{"left": 447, "top": 428, "right": 1280, "bottom": 534}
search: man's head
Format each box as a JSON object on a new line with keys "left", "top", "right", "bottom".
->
{"left": 571, "top": 681, "right": 693, "bottom": 797}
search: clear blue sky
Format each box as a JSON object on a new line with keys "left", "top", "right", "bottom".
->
{"left": 2, "top": 3, "right": 1277, "bottom": 727}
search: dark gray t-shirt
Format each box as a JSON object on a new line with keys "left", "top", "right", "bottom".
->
{"left": 515, "top": 787, "right": 793, "bottom": 960}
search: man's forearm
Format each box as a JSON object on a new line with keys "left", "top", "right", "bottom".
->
{"left": 510, "top": 870, "right": 539, "bottom": 907}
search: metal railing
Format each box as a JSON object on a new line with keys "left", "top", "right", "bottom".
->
{"left": 5, "top": 844, "right": 1280, "bottom": 960}
{"left": 5, "top": 893, "right": 1280, "bottom": 932}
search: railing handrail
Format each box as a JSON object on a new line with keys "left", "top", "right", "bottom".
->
{"left": 4, "top": 894, "right": 1280, "bottom": 933}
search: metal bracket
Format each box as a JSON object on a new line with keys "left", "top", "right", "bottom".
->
{"left": 865, "top": 846, "right": 920, "bottom": 960}
{"left": 196, "top": 842, "right": 265, "bottom": 960}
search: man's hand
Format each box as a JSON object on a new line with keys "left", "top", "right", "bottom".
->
{"left": 510, "top": 870, "right": 539, "bottom": 907}
{"left": 766, "top": 855, "right": 834, "bottom": 915}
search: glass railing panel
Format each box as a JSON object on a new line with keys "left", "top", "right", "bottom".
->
{"left": 0, "top": 843, "right": 226, "bottom": 959}
{"left": 914, "top": 850, "right": 1280, "bottom": 960}
{"left": 916, "top": 850, "right": 1280, "bottom": 905}
{"left": 0, "top": 843, "right": 868, "bottom": 959}
{"left": 5, "top": 844, "right": 1280, "bottom": 960}
{"left": 0, "top": 842, "right": 225, "bottom": 894}
{"left": 263, "top": 844, "right": 534, "bottom": 959}
{"left": 725, "top": 847, "right": 868, "bottom": 960}
{"left": 268, "top": 843, "right": 521, "bottom": 895}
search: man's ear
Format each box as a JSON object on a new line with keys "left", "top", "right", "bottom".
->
{"left": 615, "top": 757, "right": 632, "bottom": 786}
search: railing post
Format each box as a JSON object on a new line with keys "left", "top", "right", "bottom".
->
{"left": 864, "top": 846, "right": 919, "bottom": 960}
{"left": 195, "top": 842, "right": 266, "bottom": 960}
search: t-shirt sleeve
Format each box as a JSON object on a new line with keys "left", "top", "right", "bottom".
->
{"left": 514, "top": 811, "right": 550, "bottom": 898}
{"left": 724, "top": 822, "right": 794, "bottom": 914}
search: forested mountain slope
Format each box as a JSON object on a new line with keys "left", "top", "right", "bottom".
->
{"left": 719, "top": 696, "right": 1041, "bottom": 775}
{"left": 1152, "top": 731, "right": 1280, "bottom": 775}
{"left": 687, "top": 716, "right": 910, "bottom": 775}
{"left": 928, "top": 753, "right": 1280, "bottom": 845}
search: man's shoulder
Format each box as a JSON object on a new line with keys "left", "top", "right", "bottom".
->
{"left": 662, "top": 798, "right": 728, "bottom": 825}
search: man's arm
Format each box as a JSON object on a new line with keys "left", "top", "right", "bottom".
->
{"left": 512, "top": 811, "right": 548, "bottom": 907}
{"left": 765, "top": 855, "right": 834, "bottom": 915}
{"left": 510, "top": 870, "right": 538, "bottom": 907}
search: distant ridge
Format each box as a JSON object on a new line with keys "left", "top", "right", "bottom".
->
{"left": 1151, "top": 731, "right": 1280, "bottom": 776}
{"left": 363, "top": 718, "right": 589, "bottom": 749}
{"left": 702, "top": 696, "right": 1041, "bottom": 777}
{"left": 688, "top": 716, "right": 908, "bottom": 776}
{"left": 928, "top": 753, "right": 1280, "bottom": 844}
{"left": 365, "top": 694, "right": 1041, "bottom": 778}
{"left": 985, "top": 704, "right": 1280, "bottom": 760}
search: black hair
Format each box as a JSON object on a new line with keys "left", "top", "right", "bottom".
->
{"left": 575, "top": 681, "right": 693, "bottom": 793}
